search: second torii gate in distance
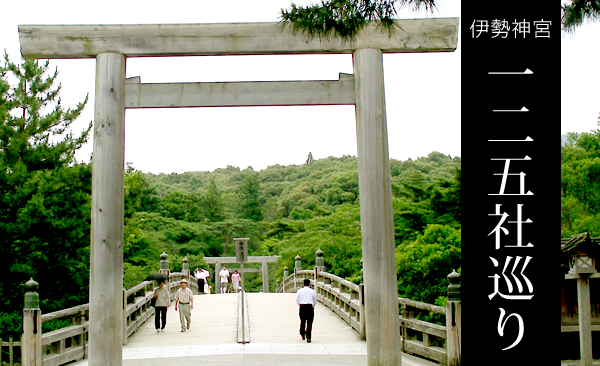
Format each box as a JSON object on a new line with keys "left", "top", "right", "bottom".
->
{"left": 204, "top": 255, "right": 280, "bottom": 293}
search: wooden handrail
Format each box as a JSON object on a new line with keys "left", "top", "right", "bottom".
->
{"left": 398, "top": 297, "right": 446, "bottom": 315}
{"left": 41, "top": 304, "right": 88, "bottom": 323}
{"left": 126, "top": 281, "right": 153, "bottom": 297}
{"left": 30, "top": 270, "right": 196, "bottom": 366}
{"left": 318, "top": 272, "right": 360, "bottom": 292}
{"left": 281, "top": 267, "right": 453, "bottom": 364}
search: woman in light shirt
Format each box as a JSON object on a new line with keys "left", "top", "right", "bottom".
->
{"left": 153, "top": 280, "right": 171, "bottom": 332}
{"left": 231, "top": 270, "right": 241, "bottom": 293}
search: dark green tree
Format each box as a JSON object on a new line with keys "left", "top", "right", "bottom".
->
{"left": 202, "top": 179, "right": 224, "bottom": 222}
{"left": 561, "top": 128, "right": 600, "bottom": 236}
{"left": 396, "top": 224, "right": 461, "bottom": 305}
{"left": 0, "top": 55, "right": 92, "bottom": 337}
{"left": 280, "top": 0, "right": 437, "bottom": 40}
{"left": 124, "top": 165, "right": 159, "bottom": 218}
{"left": 239, "top": 175, "right": 263, "bottom": 222}
{"left": 429, "top": 167, "right": 461, "bottom": 225}
{"left": 160, "top": 191, "right": 195, "bottom": 221}
{"left": 562, "top": 0, "right": 600, "bottom": 33}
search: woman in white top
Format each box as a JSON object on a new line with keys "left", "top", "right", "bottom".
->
{"left": 194, "top": 269, "right": 206, "bottom": 294}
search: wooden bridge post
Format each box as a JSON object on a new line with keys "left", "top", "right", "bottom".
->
{"left": 359, "top": 259, "right": 366, "bottom": 340}
{"left": 315, "top": 249, "right": 325, "bottom": 292}
{"left": 159, "top": 252, "right": 170, "bottom": 277}
{"left": 446, "top": 270, "right": 461, "bottom": 366}
{"left": 122, "top": 289, "right": 127, "bottom": 346}
{"left": 182, "top": 257, "right": 189, "bottom": 278}
{"left": 22, "top": 278, "right": 42, "bottom": 366}
{"left": 315, "top": 249, "right": 325, "bottom": 286}
{"left": 159, "top": 252, "right": 171, "bottom": 299}
{"left": 90, "top": 51, "right": 126, "bottom": 366}
{"left": 283, "top": 267, "right": 289, "bottom": 293}
{"left": 294, "top": 255, "right": 302, "bottom": 291}
{"left": 182, "top": 257, "right": 192, "bottom": 292}
{"left": 354, "top": 47, "right": 402, "bottom": 366}
{"left": 262, "top": 262, "right": 269, "bottom": 293}
{"left": 215, "top": 262, "right": 222, "bottom": 293}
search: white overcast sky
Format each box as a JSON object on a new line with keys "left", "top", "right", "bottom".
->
{"left": 1, "top": 0, "right": 461, "bottom": 174}
{"left": 562, "top": 21, "right": 600, "bottom": 135}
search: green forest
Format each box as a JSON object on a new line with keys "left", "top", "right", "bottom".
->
{"left": 561, "top": 128, "right": 600, "bottom": 238}
{"left": 0, "top": 56, "right": 461, "bottom": 339}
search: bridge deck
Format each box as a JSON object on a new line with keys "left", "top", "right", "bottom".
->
{"left": 72, "top": 293, "right": 438, "bottom": 366}
{"left": 126, "top": 293, "right": 239, "bottom": 347}
{"left": 248, "top": 293, "right": 363, "bottom": 343}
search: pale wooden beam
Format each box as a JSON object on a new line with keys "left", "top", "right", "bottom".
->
{"left": 19, "top": 19, "right": 458, "bottom": 59}
{"left": 354, "top": 48, "right": 402, "bottom": 365}
{"left": 89, "top": 52, "right": 125, "bottom": 366}
{"left": 262, "top": 262, "right": 269, "bottom": 293}
{"left": 204, "top": 256, "right": 281, "bottom": 264}
{"left": 123, "top": 73, "right": 355, "bottom": 108}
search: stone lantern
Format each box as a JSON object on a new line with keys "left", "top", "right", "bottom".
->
{"left": 562, "top": 232, "right": 600, "bottom": 366}
{"left": 568, "top": 252, "right": 597, "bottom": 276}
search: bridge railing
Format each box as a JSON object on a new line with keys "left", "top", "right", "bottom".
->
{"left": 17, "top": 253, "right": 199, "bottom": 366}
{"left": 398, "top": 297, "right": 447, "bottom": 364}
{"left": 284, "top": 267, "right": 365, "bottom": 335}
{"left": 280, "top": 251, "right": 461, "bottom": 366}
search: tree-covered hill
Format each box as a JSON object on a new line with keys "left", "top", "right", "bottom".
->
{"left": 561, "top": 129, "right": 600, "bottom": 237}
{"left": 125, "top": 151, "right": 461, "bottom": 305}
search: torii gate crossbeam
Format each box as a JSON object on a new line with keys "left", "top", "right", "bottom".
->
{"left": 19, "top": 19, "right": 458, "bottom": 366}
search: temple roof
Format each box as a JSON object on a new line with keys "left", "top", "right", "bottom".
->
{"left": 562, "top": 232, "right": 600, "bottom": 255}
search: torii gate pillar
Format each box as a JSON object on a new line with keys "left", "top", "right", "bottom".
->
{"left": 89, "top": 52, "right": 126, "bottom": 366}
{"left": 354, "top": 48, "right": 402, "bottom": 365}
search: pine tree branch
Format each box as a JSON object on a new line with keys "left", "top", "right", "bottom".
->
{"left": 280, "top": 0, "right": 436, "bottom": 40}
{"left": 562, "top": 0, "right": 600, "bottom": 33}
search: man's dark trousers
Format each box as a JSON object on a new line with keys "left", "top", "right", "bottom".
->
{"left": 299, "top": 304, "right": 314, "bottom": 340}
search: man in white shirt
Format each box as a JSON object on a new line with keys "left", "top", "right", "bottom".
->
{"left": 295, "top": 278, "right": 317, "bottom": 343}
{"left": 219, "top": 266, "right": 230, "bottom": 293}
{"left": 175, "top": 279, "right": 194, "bottom": 332}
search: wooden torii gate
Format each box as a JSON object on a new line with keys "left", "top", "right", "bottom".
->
{"left": 18, "top": 19, "right": 458, "bottom": 366}
{"left": 203, "top": 255, "right": 281, "bottom": 293}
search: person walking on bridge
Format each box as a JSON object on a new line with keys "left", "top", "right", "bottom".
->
{"left": 219, "top": 266, "right": 230, "bottom": 293}
{"left": 194, "top": 268, "right": 206, "bottom": 294}
{"left": 231, "top": 270, "right": 241, "bottom": 293}
{"left": 175, "top": 279, "right": 194, "bottom": 332}
{"left": 296, "top": 278, "right": 317, "bottom": 343}
{"left": 153, "top": 279, "right": 170, "bottom": 332}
